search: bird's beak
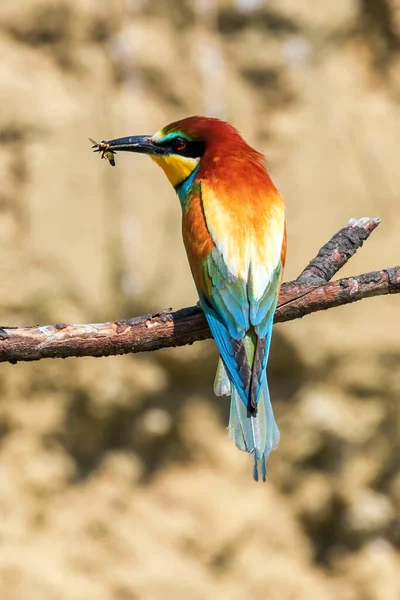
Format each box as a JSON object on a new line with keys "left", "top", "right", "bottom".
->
{"left": 104, "top": 135, "right": 168, "bottom": 156}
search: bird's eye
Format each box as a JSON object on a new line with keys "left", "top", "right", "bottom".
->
{"left": 173, "top": 137, "right": 187, "bottom": 152}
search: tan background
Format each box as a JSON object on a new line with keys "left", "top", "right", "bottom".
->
{"left": 0, "top": 1, "right": 399, "bottom": 599}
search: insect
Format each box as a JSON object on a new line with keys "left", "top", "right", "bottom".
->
{"left": 89, "top": 137, "right": 116, "bottom": 166}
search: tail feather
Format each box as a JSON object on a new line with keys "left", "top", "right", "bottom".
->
{"left": 228, "top": 389, "right": 247, "bottom": 451}
{"left": 228, "top": 379, "right": 279, "bottom": 481}
{"left": 228, "top": 384, "right": 253, "bottom": 452}
{"left": 214, "top": 357, "right": 231, "bottom": 396}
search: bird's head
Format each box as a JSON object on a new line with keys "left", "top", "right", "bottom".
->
{"left": 102, "top": 116, "right": 263, "bottom": 189}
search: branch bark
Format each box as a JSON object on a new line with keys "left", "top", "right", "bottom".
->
{"left": 0, "top": 218, "right": 398, "bottom": 364}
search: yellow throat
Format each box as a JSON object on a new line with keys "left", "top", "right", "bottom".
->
{"left": 151, "top": 155, "right": 200, "bottom": 188}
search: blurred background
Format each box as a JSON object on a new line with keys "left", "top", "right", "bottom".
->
{"left": 0, "top": 1, "right": 399, "bottom": 598}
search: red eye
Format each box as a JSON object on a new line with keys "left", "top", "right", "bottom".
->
{"left": 174, "top": 137, "right": 186, "bottom": 152}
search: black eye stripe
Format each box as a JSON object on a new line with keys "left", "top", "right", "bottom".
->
{"left": 178, "top": 140, "right": 205, "bottom": 158}
{"left": 157, "top": 138, "right": 205, "bottom": 158}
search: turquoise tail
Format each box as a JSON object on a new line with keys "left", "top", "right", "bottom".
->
{"left": 228, "top": 379, "right": 280, "bottom": 482}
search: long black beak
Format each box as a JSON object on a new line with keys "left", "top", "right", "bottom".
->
{"left": 105, "top": 135, "right": 167, "bottom": 156}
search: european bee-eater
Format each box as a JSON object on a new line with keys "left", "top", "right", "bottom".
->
{"left": 98, "top": 117, "right": 286, "bottom": 481}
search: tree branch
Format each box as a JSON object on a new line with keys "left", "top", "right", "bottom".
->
{"left": 296, "top": 217, "right": 381, "bottom": 284}
{"left": 0, "top": 218, "right": 398, "bottom": 364}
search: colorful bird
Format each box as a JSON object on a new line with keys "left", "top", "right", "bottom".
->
{"left": 99, "top": 117, "right": 286, "bottom": 481}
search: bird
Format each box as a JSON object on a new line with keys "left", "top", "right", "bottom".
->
{"left": 96, "top": 117, "right": 286, "bottom": 481}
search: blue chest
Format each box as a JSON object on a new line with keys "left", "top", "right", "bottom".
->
{"left": 175, "top": 165, "right": 200, "bottom": 208}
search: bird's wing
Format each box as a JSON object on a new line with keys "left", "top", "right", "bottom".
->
{"left": 183, "top": 181, "right": 285, "bottom": 407}
{"left": 198, "top": 248, "right": 252, "bottom": 404}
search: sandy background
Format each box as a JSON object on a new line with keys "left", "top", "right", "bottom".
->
{"left": 0, "top": 1, "right": 399, "bottom": 598}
